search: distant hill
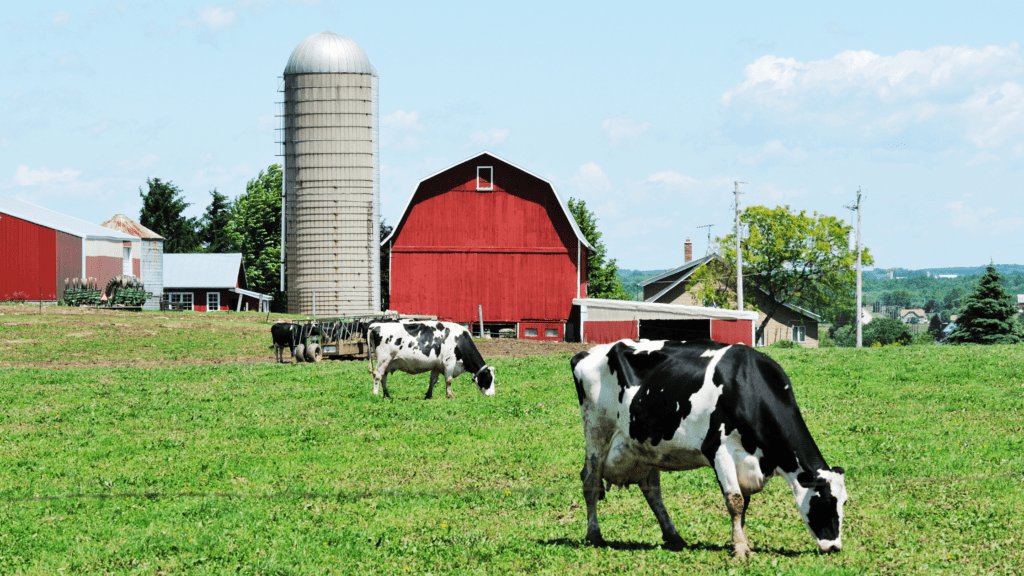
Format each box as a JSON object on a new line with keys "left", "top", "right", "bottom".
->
{"left": 867, "top": 264, "right": 1024, "bottom": 279}
{"left": 617, "top": 269, "right": 668, "bottom": 301}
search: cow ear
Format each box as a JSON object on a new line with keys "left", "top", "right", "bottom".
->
{"left": 797, "top": 472, "right": 825, "bottom": 489}
{"left": 830, "top": 466, "right": 845, "bottom": 476}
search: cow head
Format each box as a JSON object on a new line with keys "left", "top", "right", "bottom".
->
{"left": 473, "top": 365, "right": 496, "bottom": 396}
{"left": 795, "top": 466, "right": 847, "bottom": 553}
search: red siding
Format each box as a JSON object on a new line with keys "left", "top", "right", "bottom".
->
{"left": 584, "top": 320, "right": 639, "bottom": 344}
{"left": 87, "top": 256, "right": 122, "bottom": 295}
{"left": 0, "top": 213, "right": 58, "bottom": 300}
{"left": 132, "top": 258, "right": 140, "bottom": 278}
{"left": 711, "top": 319, "right": 754, "bottom": 346}
{"left": 55, "top": 231, "right": 82, "bottom": 300}
{"left": 390, "top": 157, "right": 585, "bottom": 325}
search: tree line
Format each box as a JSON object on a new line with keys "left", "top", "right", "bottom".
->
{"left": 139, "top": 165, "right": 285, "bottom": 311}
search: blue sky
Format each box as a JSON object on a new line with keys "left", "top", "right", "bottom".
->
{"left": 3, "top": 1, "right": 1023, "bottom": 270}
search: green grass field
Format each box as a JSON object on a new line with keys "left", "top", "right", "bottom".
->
{"left": 1, "top": 308, "right": 1022, "bottom": 574}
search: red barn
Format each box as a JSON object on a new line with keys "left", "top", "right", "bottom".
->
{"left": 383, "top": 152, "right": 594, "bottom": 340}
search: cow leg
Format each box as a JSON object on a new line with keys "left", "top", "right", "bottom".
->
{"left": 373, "top": 359, "right": 389, "bottom": 397}
{"left": 713, "top": 451, "right": 753, "bottom": 558}
{"left": 445, "top": 375, "right": 456, "bottom": 399}
{"left": 639, "top": 469, "right": 685, "bottom": 549}
{"left": 580, "top": 451, "right": 607, "bottom": 546}
{"left": 425, "top": 371, "right": 440, "bottom": 400}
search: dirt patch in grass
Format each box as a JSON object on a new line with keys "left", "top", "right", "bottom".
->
{"left": 475, "top": 338, "right": 592, "bottom": 358}
{"left": 0, "top": 306, "right": 596, "bottom": 367}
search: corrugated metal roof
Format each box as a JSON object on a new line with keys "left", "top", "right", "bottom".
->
{"left": 0, "top": 197, "right": 136, "bottom": 241}
{"left": 164, "top": 253, "right": 243, "bottom": 289}
{"left": 284, "top": 31, "right": 376, "bottom": 75}
{"left": 381, "top": 151, "right": 596, "bottom": 253}
{"left": 573, "top": 298, "right": 759, "bottom": 321}
{"left": 100, "top": 214, "right": 163, "bottom": 239}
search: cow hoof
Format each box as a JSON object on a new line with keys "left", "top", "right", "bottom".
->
{"left": 731, "top": 545, "right": 754, "bottom": 559}
{"left": 662, "top": 535, "right": 686, "bottom": 550}
{"left": 446, "top": 393, "right": 455, "bottom": 399}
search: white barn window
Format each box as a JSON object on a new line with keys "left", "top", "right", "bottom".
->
{"left": 476, "top": 166, "right": 493, "bottom": 191}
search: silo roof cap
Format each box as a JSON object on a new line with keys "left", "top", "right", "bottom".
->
{"left": 285, "top": 31, "right": 375, "bottom": 75}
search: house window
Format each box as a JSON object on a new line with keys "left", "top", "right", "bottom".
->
{"left": 792, "top": 325, "right": 806, "bottom": 343}
{"left": 163, "top": 292, "right": 194, "bottom": 311}
{"left": 476, "top": 166, "right": 493, "bottom": 191}
{"left": 207, "top": 292, "right": 220, "bottom": 312}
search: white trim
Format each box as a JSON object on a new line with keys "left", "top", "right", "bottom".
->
{"left": 476, "top": 166, "right": 494, "bottom": 191}
{"left": 380, "top": 151, "right": 596, "bottom": 253}
{"left": 792, "top": 325, "right": 806, "bottom": 343}
{"left": 207, "top": 291, "right": 220, "bottom": 312}
{"left": 163, "top": 291, "right": 194, "bottom": 311}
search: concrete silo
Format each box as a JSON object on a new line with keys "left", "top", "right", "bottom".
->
{"left": 282, "top": 31, "right": 379, "bottom": 316}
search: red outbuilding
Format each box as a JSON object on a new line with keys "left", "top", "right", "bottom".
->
{"left": 383, "top": 152, "right": 595, "bottom": 340}
{"left": 0, "top": 198, "right": 138, "bottom": 302}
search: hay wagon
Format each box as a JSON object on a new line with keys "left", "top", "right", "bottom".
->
{"left": 292, "top": 313, "right": 400, "bottom": 363}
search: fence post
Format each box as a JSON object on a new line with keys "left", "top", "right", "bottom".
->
{"left": 478, "top": 305, "right": 484, "bottom": 338}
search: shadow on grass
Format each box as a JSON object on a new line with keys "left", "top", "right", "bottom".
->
{"left": 538, "top": 538, "right": 819, "bottom": 557}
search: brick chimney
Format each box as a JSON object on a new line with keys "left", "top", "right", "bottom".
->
{"left": 684, "top": 238, "right": 692, "bottom": 263}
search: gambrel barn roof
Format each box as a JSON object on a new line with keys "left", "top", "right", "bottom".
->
{"left": 381, "top": 151, "right": 595, "bottom": 252}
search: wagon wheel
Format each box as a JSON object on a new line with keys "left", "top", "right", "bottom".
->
{"left": 294, "top": 344, "right": 306, "bottom": 363}
{"left": 305, "top": 343, "right": 323, "bottom": 363}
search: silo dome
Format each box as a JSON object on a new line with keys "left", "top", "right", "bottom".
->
{"left": 284, "top": 31, "right": 376, "bottom": 75}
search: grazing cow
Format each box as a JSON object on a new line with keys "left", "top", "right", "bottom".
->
{"left": 269, "top": 323, "right": 319, "bottom": 363}
{"left": 571, "top": 339, "right": 847, "bottom": 558}
{"left": 368, "top": 321, "right": 496, "bottom": 399}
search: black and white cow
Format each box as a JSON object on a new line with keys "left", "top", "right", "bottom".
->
{"left": 571, "top": 339, "right": 847, "bottom": 558}
{"left": 367, "top": 321, "right": 496, "bottom": 399}
{"left": 269, "top": 322, "right": 319, "bottom": 363}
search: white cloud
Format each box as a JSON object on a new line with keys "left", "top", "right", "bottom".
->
{"left": 570, "top": 162, "right": 612, "bottom": 195}
{"left": 469, "top": 128, "right": 510, "bottom": 147}
{"left": 52, "top": 11, "right": 71, "bottom": 26}
{"left": 946, "top": 200, "right": 996, "bottom": 229}
{"left": 602, "top": 118, "right": 650, "bottom": 147}
{"left": 116, "top": 154, "right": 159, "bottom": 172}
{"left": 381, "top": 110, "right": 425, "bottom": 152}
{"left": 721, "top": 44, "right": 1024, "bottom": 157}
{"left": 383, "top": 110, "right": 423, "bottom": 131}
{"left": 13, "top": 165, "right": 81, "bottom": 186}
{"left": 739, "top": 139, "right": 809, "bottom": 165}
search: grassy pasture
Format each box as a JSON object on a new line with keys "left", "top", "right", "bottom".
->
{"left": 1, "top": 308, "right": 1022, "bottom": 574}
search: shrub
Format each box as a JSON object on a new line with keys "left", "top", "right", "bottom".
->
{"left": 768, "top": 339, "right": 797, "bottom": 349}
{"left": 863, "top": 317, "right": 913, "bottom": 346}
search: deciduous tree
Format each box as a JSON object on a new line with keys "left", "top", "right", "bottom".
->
{"left": 691, "top": 205, "right": 872, "bottom": 344}
{"left": 568, "top": 198, "right": 629, "bottom": 300}
{"left": 227, "top": 165, "right": 284, "bottom": 311}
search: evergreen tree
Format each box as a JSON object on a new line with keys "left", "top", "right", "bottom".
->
{"left": 199, "top": 189, "right": 234, "bottom": 253}
{"left": 568, "top": 198, "right": 629, "bottom": 300}
{"left": 945, "top": 265, "right": 1021, "bottom": 344}
{"left": 927, "top": 314, "right": 943, "bottom": 338}
{"left": 139, "top": 178, "right": 200, "bottom": 253}
{"left": 226, "top": 165, "right": 284, "bottom": 312}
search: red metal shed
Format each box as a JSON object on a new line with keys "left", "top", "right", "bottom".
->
{"left": 383, "top": 152, "right": 594, "bottom": 340}
{"left": 0, "top": 198, "right": 137, "bottom": 302}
